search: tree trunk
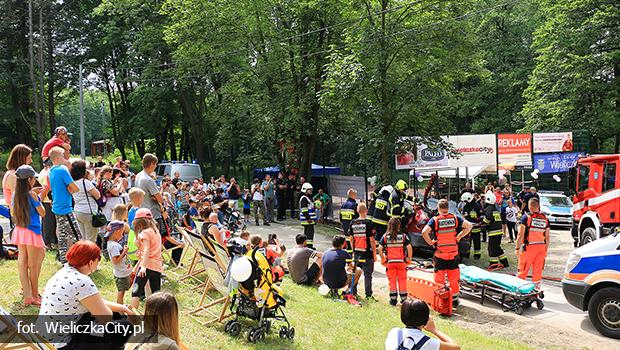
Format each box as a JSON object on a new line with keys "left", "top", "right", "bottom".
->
{"left": 178, "top": 87, "right": 205, "bottom": 166}
{"left": 136, "top": 139, "right": 146, "bottom": 158}
{"left": 46, "top": 2, "right": 55, "bottom": 136}
{"left": 38, "top": 6, "right": 46, "bottom": 140}
{"left": 168, "top": 113, "right": 177, "bottom": 160}
{"left": 28, "top": 0, "right": 43, "bottom": 150}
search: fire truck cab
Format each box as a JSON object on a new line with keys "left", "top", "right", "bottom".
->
{"left": 569, "top": 154, "right": 620, "bottom": 246}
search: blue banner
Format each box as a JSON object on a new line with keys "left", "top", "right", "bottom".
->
{"left": 533, "top": 152, "right": 585, "bottom": 174}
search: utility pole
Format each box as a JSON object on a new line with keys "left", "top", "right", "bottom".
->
{"left": 79, "top": 58, "right": 97, "bottom": 159}
{"left": 28, "top": 0, "right": 43, "bottom": 150}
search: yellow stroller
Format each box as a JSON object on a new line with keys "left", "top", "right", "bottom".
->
{"left": 224, "top": 247, "right": 294, "bottom": 343}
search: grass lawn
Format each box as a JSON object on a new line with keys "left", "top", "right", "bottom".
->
{"left": 0, "top": 249, "right": 533, "bottom": 350}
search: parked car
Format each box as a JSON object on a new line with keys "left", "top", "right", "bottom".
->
{"left": 154, "top": 161, "right": 203, "bottom": 185}
{"left": 562, "top": 229, "right": 620, "bottom": 339}
{"left": 538, "top": 191, "right": 573, "bottom": 228}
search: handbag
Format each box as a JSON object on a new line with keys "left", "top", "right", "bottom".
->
{"left": 83, "top": 179, "right": 108, "bottom": 228}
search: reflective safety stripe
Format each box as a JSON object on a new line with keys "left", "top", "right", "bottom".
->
{"left": 471, "top": 228, "right": 481, "bottom": 233}
{"left": 340, "top": 209, "right": 355, "bottom": 221}
{"left": 372, "top": 218, "right": 388, "bottom": 226}
{"left": 525, "top": 213, "right": 548, "bottom": 246}
{"left": 488, "top": 230, "right": 503, "bottom": 236}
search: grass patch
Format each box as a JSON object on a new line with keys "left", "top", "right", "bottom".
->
{"left": 0, "top": 250, "right": 533, "bottom": 349}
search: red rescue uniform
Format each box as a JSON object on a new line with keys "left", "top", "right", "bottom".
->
{"left": 426, "top": 214, "right": 464, "bottom": 297}
{"left": 380, "top": 232, "right": 410, "bottom": 304}
{"left": 518, "top": 212, "right": 549, "bottom": 285}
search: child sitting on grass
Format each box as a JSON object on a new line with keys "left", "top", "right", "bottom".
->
{"left": 106, "top": 220, "right": 132, "bottom": 304}
{"left": 131, "top": 208, "right": 163, "bottom": 309}
{"left": 385, "top": 298, "right": 460, "bottom": 350}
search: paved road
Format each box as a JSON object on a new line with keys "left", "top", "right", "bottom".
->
{"left": 1, "top": 197, "right": 617, "bottom": 349}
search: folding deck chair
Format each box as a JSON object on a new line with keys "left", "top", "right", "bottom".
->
{"left": 0, "top": 307, "right": 56, "bottom": 350}
{"left": 183, "top": 230, "right": 232, "bottom": 326}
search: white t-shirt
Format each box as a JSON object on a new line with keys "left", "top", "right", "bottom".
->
{"left": 72, "top": 178, "right": 98, "bottom": 214}
{"left": 506, "top": 207, "right": 518, "bottom": 223}
{"left": 107, "top": 240, "right": 132, "bottom": 277}
{"left": 385, "top": 328, "right": 440, "bottom": 350}
{"left": 252, "top": 184, "right": 264, "bottom": 201}
{"left": 38, "top": 265, "right": 99, "bottom": 347}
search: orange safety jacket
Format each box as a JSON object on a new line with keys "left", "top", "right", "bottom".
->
{"left": 433, "top": 213, "right": 459, "bottom": 260}
{"left": 350, "top": 219, "right": 370, "bottom": 253}
{"left": 525, "top": 212, "right": 549, "bottom": 246}
{"left": 384, "top": 233, "right": 407, "bottom": 263}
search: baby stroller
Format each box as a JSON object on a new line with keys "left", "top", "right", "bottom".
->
{"left": 224, "top": 247, "right": 294, "bottom": 343}
{"left": 221, "top": 204, "right": 244, "bottom": 234}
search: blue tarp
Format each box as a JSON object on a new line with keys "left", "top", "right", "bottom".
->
{"left": 253, "top": 164, "right": 341, "bottom": 179}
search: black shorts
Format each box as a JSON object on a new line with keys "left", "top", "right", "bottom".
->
{"left": 303, "top": 263, "right": 320, "bottom": 285}
{"left": 433, "top": 256, "right": 460, "bottom": 271}
{"left": 243, "top": 208, "right": 251, "bottom": 215}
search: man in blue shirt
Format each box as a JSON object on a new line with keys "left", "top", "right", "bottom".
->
{"left": 322, "top": 235, "right": 362, "bottom": 295}
{"left": 48, "top": 147, "right": 80, "bottom": 263}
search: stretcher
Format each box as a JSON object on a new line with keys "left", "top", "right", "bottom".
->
{"left": 459, "top": 264, "right": 544, "bottom": 315}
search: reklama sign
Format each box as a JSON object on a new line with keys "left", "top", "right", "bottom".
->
{"left": 497, "top": 134, "right": 532, "bottom": 167}
{"left": 533, "top": 132, "right": 574, "bottom": 153}
{"left": 394, "top": 136, "right": 450, "bottom": 170}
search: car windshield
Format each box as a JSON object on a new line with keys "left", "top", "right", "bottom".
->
{"left": 176, "top": 165, "right": 201, "bottom": 180}
{"left": 540, "top": 195, "right": 572, "bottom": 207}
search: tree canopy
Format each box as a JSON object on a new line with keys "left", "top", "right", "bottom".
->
{"left": 1, "top": 0, "right": 618, "bottom": 181}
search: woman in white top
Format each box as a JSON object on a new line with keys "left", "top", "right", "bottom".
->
{"left": 38, "top": 240, "right": 134, "bottom": 349}
{"left": 385, "top": 299, "right": 460, "bottom": 350}
{"left": 70, "top": 160, "right": 101, "bottom": 242}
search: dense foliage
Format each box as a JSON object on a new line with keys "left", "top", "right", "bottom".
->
{"left": 1, "top": 0, "right": 618, "bottom": 181}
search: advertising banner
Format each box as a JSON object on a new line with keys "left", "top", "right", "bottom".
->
{"left": 395, "top": 136, "right": 450, "bottom": 170}
{"left": 497, "top": 134, "right": 532, "bottom": 168}
{"left": 448, "top": 134, "right": 496, "bottom": 168}
{"left": 533, "top": 152, "right": 584, "bottom": 174}
{"left": 533, "top": 132, "right": 574, "bottom": 153}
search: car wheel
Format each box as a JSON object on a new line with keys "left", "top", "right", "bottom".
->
{"left": 587, "top": 287, "right": 620, "bottom": 339}
{"left": 580, "top": 227, "right": 597, "bottom": 246}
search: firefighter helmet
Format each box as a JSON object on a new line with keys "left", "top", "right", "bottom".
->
{"left": 301, "top": 183, "right": 313, "bottom": 192}
{"left": 395, "top": 179, "right": 408, "bottom": 191}
{"left": 484, "top": 191, "right": 496, "bottom": 205}
{"left": 460, "top": 192, "right": 474, "bottom": 203}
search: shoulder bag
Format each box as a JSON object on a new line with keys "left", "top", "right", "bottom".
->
{"left": 83, "top": 179, "right": 108, "bottom": 227}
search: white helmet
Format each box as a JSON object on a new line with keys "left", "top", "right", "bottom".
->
{"left": 484, "top": 191, "right": 496, "bottom": 205}
{"left": 301, "top": 183, "right": 313, "bottom": 192}
{"left": 460, "top": 192, "right": 473, "bottom": 203}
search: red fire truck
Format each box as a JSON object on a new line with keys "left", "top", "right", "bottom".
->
{"left": 569, "top": 154, "right": 620, "bottom": 246}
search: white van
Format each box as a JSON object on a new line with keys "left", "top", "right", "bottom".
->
{"left": 154, "top": 162, "right": 203, "bottom": 184}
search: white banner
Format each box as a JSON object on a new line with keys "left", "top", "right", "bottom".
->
{"left": 448, "top": 134, "right": 496, "bottom": 168}
{"left": 533, "top": 132, "right": 574, "bottom": 153}
{"left": 395, "top": 136, "right": 450, "bottom": 170}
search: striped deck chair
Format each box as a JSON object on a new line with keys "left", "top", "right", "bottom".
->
{"left": 0, "top": 307, "right": 56, "bottom": 349}
{"left": 187, "top": 231, "right": 232, "bottom": 325}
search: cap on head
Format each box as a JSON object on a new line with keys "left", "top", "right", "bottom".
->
{"left": 54, "top": 126, "right": 69, "bottom": 136}
{"left": 15, "top": 164, "right": 38, "bottom": 179}
{"left": 134, "top": 208, "right": 153, "bottom": 219}
{"left": 105, "top": 220, "right": 126, "bottom": 238}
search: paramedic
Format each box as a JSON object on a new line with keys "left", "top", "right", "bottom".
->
{"left": 347, "top": 203, "right": 376, "bottom": 299}
{"left": 516, "top": 198, "right": 550, "bottom": 287}
{"left": 385, "top": 299, "right": 460, "bottom": 350}
{"left": 422, "top": 199, "right": 472, "bottom": 307}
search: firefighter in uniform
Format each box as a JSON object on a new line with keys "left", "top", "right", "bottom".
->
{"left": 347, "top": 203, "right": 376, "bottom": 299}
{"left": 422, "top": 199, "right": 472, "bottom": 306}
{"left": 516, "top": 198, "right": 550, "bottom": 287}
{"left": 483, "top": 191, "right": 509, "bottom": 268}
{"left": 379, "top": 217, "right": 412, "bottom": 305}
{"left": 388, "top": 180, "right": 415, "bottom": 224}
{"left": 461, "top": 192, "right": 483, "bottom": 260}
{"left": 372, "top": 185, "right": 392, "bottom": 241}
{"left": 299, "top": 183, "right": 317, "bottom": 249}
{"left": 339, "top": 188, "right": 359, "bottom": 236}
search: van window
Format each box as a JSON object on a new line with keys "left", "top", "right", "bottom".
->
{"left": 603, "top": 162, "right": 616, "bottom": 192}
{"left": 175, "top": 165, "right": 202, "bottom": 180}
{"left": 578, "top": 165, "right": 590, "bottom": 192}
{"left": 155, "top": 165, "right": 165, "bottom": 176}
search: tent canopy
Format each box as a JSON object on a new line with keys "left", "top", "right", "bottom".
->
{"left": 411, "top": 165, "right": 494, "bottom": 179}
{"left": 254, "top": 163, "right": 341, "bottom": 178}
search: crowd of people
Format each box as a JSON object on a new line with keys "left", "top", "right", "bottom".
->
{"left": 1, "top": 128, "right": 468, "bottom": 350}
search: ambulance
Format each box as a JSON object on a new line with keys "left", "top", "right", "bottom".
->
{"left": 562, "top": 229, "right": 620, "bottom": 339}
